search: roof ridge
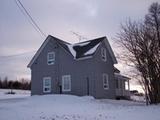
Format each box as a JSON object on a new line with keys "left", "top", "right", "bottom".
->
{"left": 74, "top": 36, "right": 106, "bottom": 44}
{"left": 49, "top": 35, "right": 71, "bottom": 44}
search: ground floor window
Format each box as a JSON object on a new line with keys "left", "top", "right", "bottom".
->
{"left": 43, "top": 77, "right": 51, "bottom": 93}
{"left": 103, "top": 73, "right": 109, "bottom": 90}
{"left": 125, "top": 81, "right": 129, "bottom": 90}
{"left": 62, "top": 75, "right": 71, "bottom": 92}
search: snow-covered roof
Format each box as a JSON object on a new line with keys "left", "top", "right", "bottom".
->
{"left": 114, "top": 73, "right": 130, "bottom": 80}
{"left": 84, "top": 43, "right": 100, "bottom": 56}
{"left": 28, "top": 35, "right": 117, "bottom": 67}
{"left": 66, "top": 44, "right": 76, "bottom": 58}
{"left": 63, "top": 37, "right": 104, "bottom": 59}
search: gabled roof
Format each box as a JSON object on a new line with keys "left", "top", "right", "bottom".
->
{"left": 27, "top": 35, "right": 117, "bottom": 68}
{"left": 65, "top": 37, "right": 105, "bottom": 59}
{"left": 27, "top": 35, "right": 52, "bottom": 68}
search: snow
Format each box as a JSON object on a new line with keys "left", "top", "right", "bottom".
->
{"left": 130, "top": 95, "right": 145, "bottom": 102}
{"left": 74, "top": 42, "right": 90, "bottom": 46}
{"left": 0, "top": 89, "right": 160, "bottom": 120}
{"left": 84, "top": 43, "right": 100, "bottom": 55}
{"left": 0, "top": 89, "right": 30, "bottom": 100}
{"left": 66, "top": 44, "right": 76, "bottom": 58}
{"left": 66, "top": 42, "right": 100, "bottom": 58}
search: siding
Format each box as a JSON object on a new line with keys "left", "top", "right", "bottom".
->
{"left": 93, "top": 41, "right": 116, "bottom": 99}
{"left": 31, "top": 38, "right": 59, "bottom": 95}
{"left": 31, "top": 37, "right": 116, "bottom": 99}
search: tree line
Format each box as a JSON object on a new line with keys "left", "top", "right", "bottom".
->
{"left": 0, "top": 77, "right": 31, "bottom": 90}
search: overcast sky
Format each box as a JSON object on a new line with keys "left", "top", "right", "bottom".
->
{"left": 0, "top": 0, "right": 159, "bottom": 91}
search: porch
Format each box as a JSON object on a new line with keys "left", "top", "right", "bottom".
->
{"left": 115, "top": 73, "right": 130, "bottom": 99}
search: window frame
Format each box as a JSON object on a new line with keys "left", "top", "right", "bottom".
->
{"left": 103, "top": 73, "right": 109, "bottom": 90}
{"left": 101, "top": 47, "right": 107, "bottom": 62}
{"left": 47, "top": 52, "right": 55, "bottom": 65}
{"left": 62, "top": 75, "right": 71, "bottom": 92}
{"left": 43, "top": 77, "right": 51, "bottom": 93}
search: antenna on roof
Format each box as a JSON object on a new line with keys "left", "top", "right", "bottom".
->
{"left": 70, "top": 31, "right": 87, "bottom": 42}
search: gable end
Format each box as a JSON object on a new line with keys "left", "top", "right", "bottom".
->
{"left": 103, "top": 38, "right": 117, "bottom": 64}
{"left": 27, "top": 35, "right": 52, "bottom": 68}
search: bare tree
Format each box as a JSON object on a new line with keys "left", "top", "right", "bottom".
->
{"left": 116, "top": 2, "right": 160, "bottom": 104}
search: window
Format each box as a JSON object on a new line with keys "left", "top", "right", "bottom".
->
{"left": 103, "top": 74, "right": 109, "bottom": 90}
{"left": 101, "top": 48, "right": 107, "bottom": 61}
{"left": 62, "top": 75, "right": 71, "bottom": 92}
{"left": 47, "top": 52, "right": 55, "bottom": 65}
{"left": 125, "top": 81, "right": 129, "bottom": 90}
{"left": 43, "top": 77, "right": 51, "bottom": 93}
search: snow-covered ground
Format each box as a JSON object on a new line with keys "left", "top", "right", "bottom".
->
{"left": 0, "top": 89, "right": 30, "bottom": 100}
{"left": 0, "top": 89, "right": 159, "bottom": 120}
{"left": 130, "top": 95, "right": 145, "bottom": 102}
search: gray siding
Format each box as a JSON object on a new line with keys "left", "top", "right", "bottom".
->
{"left": 93, "top": 41, "right": 116, "bottom": 99}
{"left": 31, "top": 37, "right": 116, "bottom": 99}
{"left": 31, "top": 38, "right": 59, "bottom": 95}
{"left": 57, "top": 41, "right": 97, "bottom": 96}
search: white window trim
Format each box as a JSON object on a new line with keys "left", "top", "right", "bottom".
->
{"left": 101, "top": 47, "right": 107, "bottom": 62}
{"left": 103, "top": 73, "right": 109, "bottom": 90}
{"left": 43, "top": 77, "right": 51, "bottom": 93}
{"left": 62, "top": 75, "right": 71, "bottom": 92}
{"left": 47, "top": 52, "right": 55, "bottom": 65}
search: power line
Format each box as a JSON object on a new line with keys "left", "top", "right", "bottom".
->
{"left": 14, "top": 0, "right": 46, "bottom": 38}
{"left": 15, "top": 0, "right": 46, "bottom": 37}
{"left": 0, "top": 50, "right": 36, "bottom": 59}
{"left": 14, "top": 0, "right": 43, "bottom": 38}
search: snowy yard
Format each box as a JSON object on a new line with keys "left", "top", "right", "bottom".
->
{"left": 0, "top": 89, "right": 30, "bottom": 100}
{"left": 0, "top": 89, "right": 160, "bottom": 120}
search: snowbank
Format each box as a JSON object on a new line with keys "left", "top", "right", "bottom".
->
{"left": 0, "top": 91, "right": 159, "bottom": 120}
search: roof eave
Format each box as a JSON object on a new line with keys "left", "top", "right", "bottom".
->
{"left": 114, "top": 73, "right": 131, "bottom": 80}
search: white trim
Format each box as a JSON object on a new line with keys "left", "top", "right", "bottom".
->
{"left": 43, "top": 77, "right": 51, "bottom": 93}
{"left": 62, "top": 75, "right": 71, "bottom": 92}
{"left": 103, "top": 73, "right": 109, "bottom": 90}
{"left": 47, "top": 51, "right": 55, "bottom": 65}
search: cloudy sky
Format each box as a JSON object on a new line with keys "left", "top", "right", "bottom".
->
{"left": 0, "top": 0, "right": 159, "bottom": 91}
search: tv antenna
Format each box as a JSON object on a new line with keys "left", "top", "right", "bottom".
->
{"left": 70, "top": 31, "right": 87, "bottom": 42}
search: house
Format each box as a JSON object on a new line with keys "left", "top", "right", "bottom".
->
{"left": 27, "top": 35, "right": 130, "bottom": 99}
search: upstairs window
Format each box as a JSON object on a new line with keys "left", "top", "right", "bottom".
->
{"left": 101, "top": 48, "right": 107, "bottom": 61}
{"left": 62, "top": 75, "right": 71, "bottom": 92}
{"left": 103, "top": 74, "right": 109, "bottom": 90}
{"left": 47, "top": 52, "right": 55, "bottom": 65}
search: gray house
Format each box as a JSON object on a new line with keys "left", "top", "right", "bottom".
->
{"left": 27, "top": 35, "right": 130, "bottom": 99}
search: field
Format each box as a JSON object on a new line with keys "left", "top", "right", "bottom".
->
{"left": 0, "top": 89, "right": 159, "bottom": 120}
